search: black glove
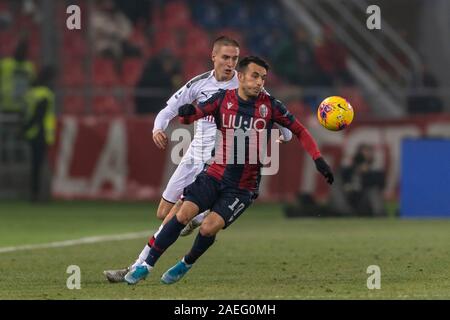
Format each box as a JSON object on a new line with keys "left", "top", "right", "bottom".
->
{"left": 314, "top": 157, "right": 334, "bottom": 184}
{"left": 178, "top": 104, "right": 196, "bottom": 117}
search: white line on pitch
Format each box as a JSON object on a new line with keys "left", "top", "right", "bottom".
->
{"left": 0, "top": 230, "right": 151, "bottom": 254}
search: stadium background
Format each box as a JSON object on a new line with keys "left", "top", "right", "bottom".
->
{"left": 0, "top": 0, "right": 449, "bottom": 300}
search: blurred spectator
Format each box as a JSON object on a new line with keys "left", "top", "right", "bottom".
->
{"left": 190, "top": 0, "right": 222, "bottom": 30}
{"left": 407, "top": 64, "right": 443, "bottom": 114}
{"left": 90, "top": 0, "right": 140, "bottom": 64}
{"left": 0, "top": 40, "right": 35, "bottom": 115}
{"left": 284, "top": 144, "right": 386, "bottom": 218}
{"left": 283, "top": 193, "right": 328, "bottom": 218}
{"left": 336, "top": 144, "right": 386, "bottom": 217}
{"left": 272, "top": 28, "right": 320, "bottom": 87}
{"left": 23, "top": 66, "right": 56, "bottom": 202}
{"left": 271, "top": 28, "right": 326, "bottom": 108}
{"left": 134, "top": 51, "right": 182, "bottom": 114}
{"left": 0, "top": 10, "right": 12, "bottom": 29}
{"left": 22, "top": 0, "right": 41, "bottom": 24}
{"left": 315, "top": 25, "right": 353, "bottom": 86}
{"left": 114, "top": 0, "right": 152, "bottom": 25}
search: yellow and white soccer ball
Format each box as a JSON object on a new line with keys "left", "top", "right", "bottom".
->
{"left": 317, "top": 96, "right": 354, "bottom": 131}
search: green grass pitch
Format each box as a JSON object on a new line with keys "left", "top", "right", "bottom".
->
{"left": 0, "top": 201, "right": 449, "bottom": 299}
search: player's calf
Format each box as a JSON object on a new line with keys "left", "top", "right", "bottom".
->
{"left": 180, "top": 210, "right": 210, "bottom": 237}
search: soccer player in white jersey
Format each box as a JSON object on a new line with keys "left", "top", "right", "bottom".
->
{"left": 104, "top": 36, "right": 292, "bottom": 282}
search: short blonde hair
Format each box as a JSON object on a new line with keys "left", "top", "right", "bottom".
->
{"left": 213, "top": 36, "right": 240, "bottom": 52}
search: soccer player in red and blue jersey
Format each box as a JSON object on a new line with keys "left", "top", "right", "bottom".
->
{"left": 124, "top": 56, "right": 334, "bottom": 285}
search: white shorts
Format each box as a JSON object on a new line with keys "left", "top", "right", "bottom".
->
{"left": 162, "top": 161, "right": 206, "bottom": 203}
{"left": 162, "top": 135, "right": 215, "bottom": 203}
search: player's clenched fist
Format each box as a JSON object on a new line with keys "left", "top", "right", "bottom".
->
{"left": 314, "top": 157, "right": 334, "bottom": 184}
{"left": 153, "top": 129, "right": 168, "bottom": 150}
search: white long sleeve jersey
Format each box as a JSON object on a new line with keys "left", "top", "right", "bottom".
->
{"left": 153, "top": 70, "right": 292, "bottom": 163}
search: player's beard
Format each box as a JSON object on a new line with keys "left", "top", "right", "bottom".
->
{"left": 244, "top": 86, "right": 260, "bottom": 99}
{"left": 250, "top": 87, "right": 261, "bottom": 97}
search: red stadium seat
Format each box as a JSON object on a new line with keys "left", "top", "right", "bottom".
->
{"left": 92, "top": 96, "right": 124, "bottom": 115}
{"left": 183, "top": 58, "right": 208, "bottom": 81}
{"left": 163, "top": 1, "right": 192, "bottom": 31}
{"left": 62, "top": 32, "right": 87, "bottom": 58}
{"left": 0, "top": 30, "right": 17, "bottom": 56}
{"left": 121, "top": 58, "right": 143, "bottom": 86}
{"left": 153, "top": 30, "right": 183, "bottom": 57}
{"left": 61, "top": 63, "right": 86, "bottom": 87}
{"left": 16, "top": 14, "right": 35, "bottom": 29}
{"left": 92, "top": 58, "right": 120, "bottom": 87}
{"left": 63, "top": 95, "right": 86, "bottom": 115}
{"left": 123, "top": 93, "right": 135, "bottom": 115}
{"left": 185, "top": 25, "right": 207, "bottom": 42}
{"left": 185, "top": 27, "right": 210, "bottom": 59}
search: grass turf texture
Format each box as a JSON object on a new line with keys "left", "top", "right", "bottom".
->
{"left": 0, "top": 201, "right": 449, "bottom": 299}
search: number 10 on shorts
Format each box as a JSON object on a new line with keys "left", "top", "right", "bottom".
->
{"left": 228, "top": 198, "right": 246, "bottom": 222}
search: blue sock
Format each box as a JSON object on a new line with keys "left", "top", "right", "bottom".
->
{"left": 145, "top": 215, "right": 186, "bottom": 266}
{"left": 184, "top": 232, "right": 216, "bottom": 265}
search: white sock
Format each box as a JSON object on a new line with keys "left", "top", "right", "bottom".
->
{"left": 132, "top": 244, "right": 151, "bottom": 268}
{"left": 192, "top": 210, "right": 209, "bottom": 224}
{"left": 131, "top": 222, "right": 165, "bottom": 268}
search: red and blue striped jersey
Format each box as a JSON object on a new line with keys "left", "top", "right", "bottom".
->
{"left": 179, "top": 89, "right": 322, "bottom": 192}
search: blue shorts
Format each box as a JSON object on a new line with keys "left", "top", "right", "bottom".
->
{"left": 183, "top": 172, "right": 255, "bottom": 228}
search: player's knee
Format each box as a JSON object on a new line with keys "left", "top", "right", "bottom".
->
{"left": 176, "top": 211, "right": 193, "bottom": 225}
{"left": 199, "top": 217, "right": 223, "bottom": 237}
{"left": 156, "top": 210, "right": 166, "bottom": 220}
{"left": 175, "top": 200, "right": 200, "bottom": 224}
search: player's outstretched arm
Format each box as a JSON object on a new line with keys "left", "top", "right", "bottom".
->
{"left": 271, "top": 98, "right": 334, "bottom": 184}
